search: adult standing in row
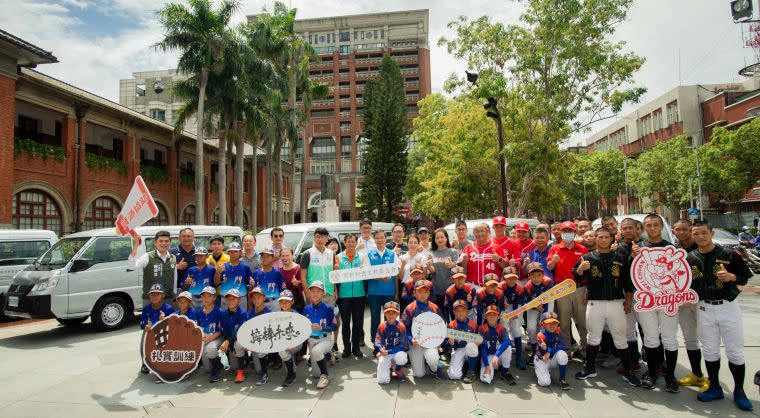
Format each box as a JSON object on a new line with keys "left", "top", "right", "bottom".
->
{"left": 336, "top": 233, "right": 368, "bottom": 358}
{"left": 300, "top": 228, "right": 335, "bottom": 306}
{"left": 129, "top": 230, "right": 177, "bottom": 307}
{"left": 460, "top": 223, "right": 505, "bottom": 287}
{"left": 387, "top": 223, "right": 408, "bottom": 254}
{"left": 357, "top": 219, "right": 377, "bottom": 252}
{"left": 367, "top": 230, "right": 400, "bottom": 353}
{"left": 430, "top": 228, "right": 457, "bottom": 313}
{"left": 526, "top": 227, "right": 554, "bottom": 282}
{"left": 269, "top": 228, "right": 285, "bottom": 269}
{"left": 171, "top": 227, "right": 196, "bottom": 289}
{"left": 451, "top": 220, "right": 471, "bottom": 253}
{"left": 240, "top": 234, "right": 260, "bottom": 272}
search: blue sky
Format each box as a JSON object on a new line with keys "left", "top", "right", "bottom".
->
{"left": 1, "top": 0, "right": 756, "bottom": 144}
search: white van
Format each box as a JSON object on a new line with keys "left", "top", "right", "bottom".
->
{"left": 255, "top": 222, "right": 396, "bottom": 257}
{"left": 0, "top": 229, "right": 58, "bottom": 313}
{"left": 3, "top": 225, "right": 242, "bottom": 331}
{"left": 591, "top": 214, "right": 675, "bottom": 244}
{"left": 443, "top": 218, "right": 541, "bottom": 242}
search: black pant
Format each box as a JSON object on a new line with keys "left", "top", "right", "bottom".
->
{"left": 434, "top": 295, "right": 447, "bottom": 321}
{"left": 338, "top": 296, "right": 366, "bottom": 351}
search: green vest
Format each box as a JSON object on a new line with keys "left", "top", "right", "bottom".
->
{"left": 337, "top": 251, "right": 366, "bottom": 298}
{"left": 305, "top": 247, "right": 335, "bottom": 295}
{"left": 142, "top": 251, "right": 176, "bottom": 299}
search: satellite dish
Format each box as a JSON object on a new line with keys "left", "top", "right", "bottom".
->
{"left": 153, "top": 81, "right": 165, "bottom": 94}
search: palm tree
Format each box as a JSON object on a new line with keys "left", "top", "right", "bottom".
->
{"left": 155, "top": 0, "right": 239, "bottom": 224}
{"left": 298, "top": 80, "right": 332, "bottom": 223}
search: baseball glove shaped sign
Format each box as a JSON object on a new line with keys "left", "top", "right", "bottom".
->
{"left": 141, "top": 314, "right": 203, "bottom": 383}
{"left": 630, "top": 246, "right": 698, "bottom": 316}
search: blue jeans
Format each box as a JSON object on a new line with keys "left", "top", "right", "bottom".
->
{"left": 368, "top": 294, "right": 394, "bottom": 344}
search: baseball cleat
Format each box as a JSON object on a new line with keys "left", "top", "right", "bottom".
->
{"left": 282, "top": 372, "right": 296, "bottom": 387}
{"left": 575, "top": 369, "right": 597, "bottom": 380}
{"left": 559, "top": 379, "right": 570, "bottom": 390}
{"left": 640, "top": 376, "right": 657, "bottom": 390}
{"left": 622, "top": 372, "right": 641, "bottom": 387}
{"left": 664, "top": 376, "right": 680, "bottom": 393}
{"left": 256, "top": 372, "right": 269, "bottom": 386}
{"left": 734, "top": 390, "right": 753, "bottom": 411}
{"left": 140, "top": 365, "right": 149, "bottom": 374}
{"left": 463, "top": 371, "right": 476, "bottom": 384}
{"left": 501, "top": 371, "right": 516, "bottom": 385}
{"left": 697, "top": 386, "right": 725, "bottom": 402}
{"left": 316, "top": 374, "right": 330, "bottom": 389}
{"left": 234, "top": 369, "right": 246, "bottom": 383}
{"left": 677, "top": 373, "right": 706, "bottom": 387}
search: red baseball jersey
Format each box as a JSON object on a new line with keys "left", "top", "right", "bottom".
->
{"left": 462, "top": 241, "right": 502, "bottom": 285}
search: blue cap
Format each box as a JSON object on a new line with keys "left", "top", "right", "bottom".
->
{"left": 148, "top": 283, "right": 166, "bottom": 294}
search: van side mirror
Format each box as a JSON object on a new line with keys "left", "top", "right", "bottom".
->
{"left": 70, "top": 259, "right": 90, "bottom": 272}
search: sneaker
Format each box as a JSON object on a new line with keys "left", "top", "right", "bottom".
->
{"left": 699, "top": 378, "right": 711, "bottom": 393}
{"left": 353, "top": 348, "right": 365, "bottom": 358}
{"left": 677, "top": 373, "right": 706, "bottom": 387}
{"left": 734, "top": 389, "right": 753, "bottom": 411}
{"left": 601, "top": 357, "right": 619, "bottom": 369}
{"left": 140, "top": 365, "right": 149, "bottom": 374}
{"left": 664, "top": 376, "right": 680, "bottom": 393}
{"left": 517, "top": 356, "right": 526, "bottom": 370}
{"left": 396, "top": 368, "right": 407, "bottom": 383}
{"left": 342, "top": 350, "right": 352, "bottom": 359}
{"left": 559, "top": 379, "right": 570, "bottom": 390}
{"left": 575, "top": 369, "right": 597, "bottom": 380}
{"left": 463, "top": 371, "right": 476, "bottom": 384}
{"left": 697, "top": 386, "right": 725, "bottom": 402}
{"left": 316, "top": 374, "right": 330, "bottom": 389}
{"left": 235, "top": 369, "right": 246, "bottom": 383}
{"left": 641, "top": 375, "right": 657, "bottom": 390}
{"left": 155, "top": 376, "right": 163, "bottom": 384}
{"left": 282, "top": 373, "right": 296, "bottom": 387}
{"left": 622, "top": 372, "right": 641, "bottom": 387}
{"left": 256, "top": 372, "right": 269, "bottom": 386}
{"left": 502, "top": 371, "right": 516, "bottom": 385}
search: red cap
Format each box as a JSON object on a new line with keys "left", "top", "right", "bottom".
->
{"left": 513, "top": 222, "right": 530, "bottom": 231}
{"left": 560, "top": 221, "right": 576, "bottom": 231}
{"left": 493, "top": 216, "right": 507, "bottom": 226}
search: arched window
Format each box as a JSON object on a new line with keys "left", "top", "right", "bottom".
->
{"left": 12, "top": 189, "right": 63, "bottom": 235}
{"left": 84, "top": 197, "right": 121, "bottom": 230}
{"left": 181, "top": 205, "right": 196, "bottom": 224}
{"left": 211, "top": 208, "right": 230, "bottom": 226}
{"left": 144, "top": 202, "right": 169, "bottom": 226}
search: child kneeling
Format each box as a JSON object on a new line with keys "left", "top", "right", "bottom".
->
{"left": 479, "top": 304, "right": 515, "bottom": 384}
{"left": 534, "top": 312, "right": 569, "bottom": 390}
{"left": 447, "top": 299, "right": 480, "bottom": 383}
{"left": 375, "top": 301, "right": 409, "bottom": 384}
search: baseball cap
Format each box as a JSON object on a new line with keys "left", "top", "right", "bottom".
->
{"left": 493, "top": 215, "right": 507, "bottom": 226}
{"left": 417, "top": 227, "right": 430, "bottom": 234}
{"left": 502, "top": 266, "right": 519, "bottom": 279}
{"left": 527, "top": 262, "right": 544, "bottom": 274}
{"left": 309, "top": 280, "right": 325, "bottom": 291}
{"left": 513, "top": 222, "right": 530, "bottom": 232}
{"left": 452, "top": 299, "right": 468, "bottom": 311}
{"left": 200, "top": 286, "right": 216, "bottom": 296}
{"left": 176, "top": 291, "right": 192, "bottom": 301}
{"left": 483, "top": 273, "right": 500, "bottom": 286}
{"left": 560, "top": 221, "right": 576, "bottom": 231}
{"left": 260, "top": 247, "right": 275, "bottom": 255}
{"left": 224, "top": 288, "right": 242, "bottom": 298}
{"left": 743, "top": 226, "right": 750, "bottom": 231}
{"left": 227, "top": 242, "right": 242, "bottom": 252}
{"left": 148, "top": 283, "right": 166, "bottom": 294}
{"left": 193, "top": 246, "right": 209, "bottom": 256}
{"left": 414, "top": 280, "right": 432, "bottom": 291}
{"left": 248, "top": 286, "right": 264, "bottom": 296}
{"left": 278, "top": 289, "right": 294, "bottom": 301}
{"left": 485, "top": 305, "right": 500, "bottom": 316}
{"left": 411, "top": 264, "right": 424, "bottom": 274}
{"left": 450, "top": 266, "right": 466, "bottom": 279}
{"left": 383, "top": 301, "right": 401, "bottom": 313}
{"left": 541, "top": 312, "right": 559, "bottom": 324}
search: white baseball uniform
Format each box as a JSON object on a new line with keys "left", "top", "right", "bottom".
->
{"left": 447, "top": 342, "right": 479, "bottom": 380}
{"left": 535, "top": 350, "right": 568, "bottom": 387}
{"left": 377, "top": 351, "right": 409, "bottom": 384}
{"left": 480, "top": 348, "right": 512, "bottom": 384}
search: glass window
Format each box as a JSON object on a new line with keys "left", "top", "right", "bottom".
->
{"left": 341, "top": 137, "right": 352, "bottom": 157}
{"left": 181, "top": 205, "right": 196, "bottom": 224}
{"left": 78, "top": 237, "right": 132, "bottom": 265}
{"left": 340, "top": 31, "right": 350, "bottom": 42}
{"left": 144, "top": 202, "right": 169, "bottom": 226}
{"left": 84, "top": 197, "right": 121, "bottom": 230}
{"left": 0, "top": 241, "right": 51, "bottom": 266}
{"left": 38, "top": 237, "right": 90, "bottom": 267}
{"left": 381, "top": 29, "right": 384, "bottom": 39}
{"left": 149, "top": 109, "right": 165, "bottom": 122}
{"left": 12, "top": 190, "right": 62, "bottom": 236}
{"left": 311, "top": 137, "right": 336, "bottom": 159}
{"left": 340, "top": 45, "right": 350, "bottom": 54}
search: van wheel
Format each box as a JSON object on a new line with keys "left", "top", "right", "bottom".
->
{"left": 56, "top": 317, "right": 87, "bottom": 327}
{"left": 92, "top": 296, "right": 129, "bottom": 331}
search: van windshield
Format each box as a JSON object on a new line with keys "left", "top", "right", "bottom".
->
{"left": 255, "top": 232, "right": 303, "bottom": 252}
{"left": 37, "top": 237, "right": 90, "bottom": 268}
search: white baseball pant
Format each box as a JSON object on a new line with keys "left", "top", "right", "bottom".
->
{"left": 201, "top": 339, "right": 221, "bottom": 372}
{"left": 625, "top": 310, "right": 639, "bottom": 342}
{"left": 500, "top": 314, "right": 523, "bottom": 340}
{"left": 480, "top": 349, "right": 513, "bottom": 384}
{"left": 409, "top": 345, "right": 440, "bottom": 378}
{"left": 448, "top": 342, "right": 480, "bottom": 380}
{"left": 534, "top": 350, "right": 568, "bottom": 387}
{"left": 586, "top": 300, "right": 628, "bottom": 349}
{"left": 249, "top": 350, "right": 269, "bottom": 373}
{"left": 377, "top": 351, "right": 409, "bottom": 384}
{"left": 638, "top": 309, "right": 679, "bottom": 351}
{"left": 279, "top": 343, "right": 303, "bottom": 362}
{"left": 697, "top": 300, "right": 744, "bottom": 364}
{"left": 230, "top": 341, "right": 248, "bottom": 369}
{"left": 308, "top": 336, "right": 333, "bottom": 378}
{"left": 678, "top": 303, "right": 700, "bottom": 351}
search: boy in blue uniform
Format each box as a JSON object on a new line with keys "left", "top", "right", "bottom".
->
{"left": 474, "top": 274, "right": 504, "bottom": 325}
{"left": 197, "top": 286, "right": 225, "bottom": 383}
{"left": 534, "top": 312, "right": 569, "bottom": 390}
{"left": 219, "top": 288, "right": 249, "bottom": 384}
{"left": 174, "top": 291, "right": 199, "bottom": 323}
{"left": 479, "top": 304, "right": 515, "bottom": 384}
{"left": 401, "top": 279, "right": 447, "bottom": 379}
{"left": 277, "top": 290, "right": 302, "bottom": 387}
{"left": 524, "top": 262, "right": 555, "bottom": 366}
{"left": 375, "top": 301, "right": 409, "bottom": 384}
{"left": 184, "top": 247, "right": 215, "bottom": 310}
{"left": 252, "top": 248, "right": 286, "bottom": 312}
{"left": 444, "top": 266, "right": 477, "bottom": 323}
{"left": 246, "top": 286, "right": 272, "bottom": 385}
{"left": 447, "top": 300, "right": 480, "bottom": 383}
{"left": 500, "top": 266, "right": 527, "bottom": 369}
{"left": 303, "top": 281, "right": 336, "bottom": 389}
{"left": 139, "top": 283, "right": 175, "bottom": 374}
{"left": 216, "top": 242, "right": 253, "bottom": 311}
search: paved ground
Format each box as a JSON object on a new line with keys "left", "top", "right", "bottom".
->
{"left": 4, "top": 281, "right": 760, "bottom": 418}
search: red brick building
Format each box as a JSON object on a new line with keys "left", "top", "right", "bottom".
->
{"left": 1, "top": 30, "right": 288, "bottom": 236}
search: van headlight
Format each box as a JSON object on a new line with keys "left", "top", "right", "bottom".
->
{"left": 30, "top": 271, "right": 60, "bottom": 292}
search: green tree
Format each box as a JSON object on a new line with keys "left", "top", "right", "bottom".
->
{"left": 629, "top": 135, "right": 693, "bottom": 214}
{"left": 156, "top": 0, "right": 240, "bottom": 224}
{"left": 358, "top": 57, "right": 409, "bottom": 221}
{"left": 587, "top": 149, "right": 627, "bottom": 212}
{"left": 439, "top": 0, "right": 645, "bottom": 214}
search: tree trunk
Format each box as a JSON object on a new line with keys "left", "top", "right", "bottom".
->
{"left": 235, "top": 122, "right": 245, "bottom": 228}
{"left": 218, "top": 130, "right": 227, "bottom": 226}
{"left": 299, "top": 118, "right": 309, "bottom": 223}
{"left": 274, "top": 136, "right": 284, "bottom": 226}
{"left": 265, "top": 137, "right": 273, "bottom": 228}
{"left": 288, "top": 59, "right": 298, "bottom": 225}
{"left": 251, "top": 134, "right": 259, "bottom": 233}
{"left": 289, "top": 142, "right": 297, "bottom": 224}
{"left": 195, "top": 69, "right": 209, "bottom": 224}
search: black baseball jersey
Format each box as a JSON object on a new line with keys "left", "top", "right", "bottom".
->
{"left": 687, "top": 245, "right": 752, "bottom": 302}
{"left": 574, "top": 251, "right": 633, "bottom": 300}
{"left": 642, "top": 238, "right": 673, "bottom": 248}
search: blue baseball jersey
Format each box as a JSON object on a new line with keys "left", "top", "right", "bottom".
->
{"left": 444, "top": 283, "right": 477, "bottom": 318}
{"left": 374, "top": 321, "right": 409, "bottom": 354}
{"left": 303, "top": 302, "right": 336, "bottom": 337}
{"left": 140, "top": 303, "right": 174, "bottom": 329}
{"left": 174, "top": 307, "right": 199, "bottom": 323}
{"left": 220, "top": 262, "right": 254, "bottom": 296}
{"left": 478, "top": 323, "right": 511, "bottom": 365}
{"left": 185, "top": 265, "right": 216, "bottom": 296}
{"left": 502, "top": 283, "right": 526, "bottom": 310}
{"left": 536, "top": 328, "right": 566, "bottom": 357}
{"left": 247, "top": 306, "right": 271, "bottom": 320}
{"left": 401, "top": 300, "right": 442, "bottom": 343}
{"left": 366, "top": 248, "right": 397, "bottom": 296}
{"left": 525, "top": 277, "right": 555, "bottom": 312}
{"left": 448, "top": 318, "right": 478, "bottom": 350}
{"left": 252, "top": 268, "right": 286, "bottom": 300}
{"left": 197, "top": 306, "right": 224, "bottom": 335}
{"left": 222, "top": 307, "right": 249, "bottom": 343}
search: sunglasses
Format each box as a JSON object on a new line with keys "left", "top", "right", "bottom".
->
{"left": 272, "top": 234, "right": 284, "bottom": 238}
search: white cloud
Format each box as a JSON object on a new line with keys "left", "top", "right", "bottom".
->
{"left": 60, "top": 0, "right": 91, "bottom": 9}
